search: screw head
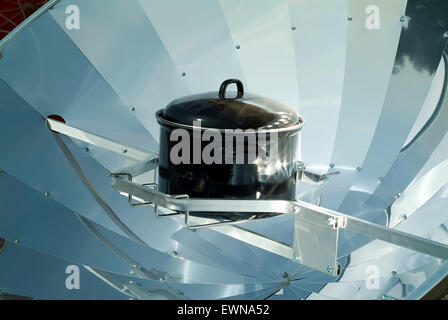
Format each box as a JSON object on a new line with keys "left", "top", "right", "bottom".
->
{"left": 291, "top": 26, "right": 296, "bottom": 31}
{"left": 400, "top": 16, "right": 405, "bottom": 22}
{"left": 131, "top": 107, "right": 136, "bottom": 112}
{"left": 122, "top": 147, "right": 128, "bottom": 154}
{"left": 329, "top": 163, "right": 335, "bottom": 168}
{"left": 394, "top": 193, "right": 401, "bottom": 200}
{"left": 292, "top": 253, "right": 299, "bottom": 260}
{"left": 236, "top": 45, "right": 241, "bottom": 50}
{"left": 326, "top": 265, "right": 334, "bottom": 273}
{"left": 347, "top": 16, "right": 353, "bottom": 22}
{"left": 181, "top": 72, "right": 186, "bottom": 77}
{"left": 379, "top": 177, "right": 384, "bottom": 183}
{"left": 85, "top": 147, "right": 90, "bottom": 152}
{"left": 356, "top": 167, "right": 361, "bottom": 172}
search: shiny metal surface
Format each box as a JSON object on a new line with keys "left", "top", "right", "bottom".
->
{"left": 1, "top": 0, "right": 448, "bottom": 300}
{"left": 322, "top": 0, "right": 407, "bottom": 210}
{"left": 338, "top": 0, "right": 448, "bottom": 217}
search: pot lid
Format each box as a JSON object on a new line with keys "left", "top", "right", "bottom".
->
{"left": 159, "top": 79, "right": 302, "bottom": 130}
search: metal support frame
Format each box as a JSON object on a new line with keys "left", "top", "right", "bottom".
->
{"left": 84, "top": 266, "right": 186, "bottom": 300}
{"left": 112, "top": 175, "right": 448, "bottom": 275}
{"left": 48, "top": 118, "right": 448, "bottom": 276}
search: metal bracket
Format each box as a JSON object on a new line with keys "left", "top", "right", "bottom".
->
{"left": 297, "top": 161, "right": 340, "bottom": 184}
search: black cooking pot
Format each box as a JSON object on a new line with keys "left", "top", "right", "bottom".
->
{"left": 156, "top": 79, "right": 304, "bottom": 220}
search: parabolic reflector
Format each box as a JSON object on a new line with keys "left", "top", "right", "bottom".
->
{"left": 0, "top": 0, "right": 448, "bottom": 300}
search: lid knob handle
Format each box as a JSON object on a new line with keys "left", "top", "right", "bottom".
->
{"left": 219, "top": 79, "right": 244, "bottom": 99}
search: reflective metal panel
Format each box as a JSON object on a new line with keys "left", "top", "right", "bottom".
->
{"left": 218, "top": 0, "right": 300, "bottom": 110}
{"left": 338, "top": 0, "right": 448, "bottom": 216}
{"left": 0, "top": 242, "right": 126, "bottom": 299}
{"left": 287, "top": 0, "right": 347, "bottom": 170}
{"left": 49, "top": 0, "right": 189, "bottom": 143}
{"left": 138, "top": 0, "right": 246, "bottom": 94}
{"left": 0, "top": 13, "right": 155, "bottom": 152}
{"left": 322, "top": 0, "right": 407, "bottom": 210}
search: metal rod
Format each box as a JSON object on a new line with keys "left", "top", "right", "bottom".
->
{"left": 0, "top": 0, "right": 61, "bottom": 50}
{"left": 47, "top": 118, "right": 155, "bottom": 161}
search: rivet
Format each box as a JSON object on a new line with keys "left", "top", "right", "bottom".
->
{"left": 391, "top": 270, "right": 397, "bottom": 276}
{"left": 122, "top": 147, "right": 128, "bottom": 154}
{"left": 181, "top": 72, "right": 186, "bottom": 77}
{"left": 329, "top": 163, "right": 335, "bottom": 168}
{"left": 131, "top": 107, "right": 136, "bottom": 112}
{"left": 394, "top": 193, "right": 401, "bottom": 200}
{"left": 236, "top": 45, "right": 241, "bottom": 50}
{"left": 400, "top": 16, "right": 405, "bottom": 22}
{"left": 291, "top": 26, "right": 296, "bottom": 31}
{"left": 356, "top": 167, "right": 361, "bottom": 172}
{"left": 292, "top": 253, "right": 299, "bottom": 260}
{"left": 402, "top": 214, "right": 407, "bottom": 220}
{"left": 347, "top": 16, "right": 353, "bottom": 22}
{"left": 85, "top": 147, "right": 90, "bottom": 153}
{"left": 171, "top": 251, "right": 178, "bottom": 257}
{"left": 327, "top": 265, "right": 334, "bottom": 273}
{"left": 378, "top": 177, "right": 383, "bottom": 183}
{"left": 14, "top": 239, "right": 19, "bottom": 244}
